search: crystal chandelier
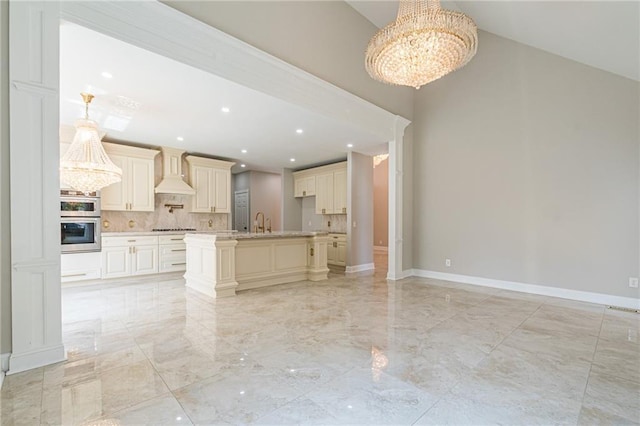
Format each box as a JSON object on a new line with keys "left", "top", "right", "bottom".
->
{"left": 60, "top": 93, "right": 122, "bottom": 193}
{"left": 365, "top": 0, "right": 478, "bottom": 89}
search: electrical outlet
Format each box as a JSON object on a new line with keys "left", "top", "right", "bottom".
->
{"left": 308, "top": 221, "right": 312, "bottom": 227}
{"left": 445, "top": 258, "right": 451, "bottom": 267}
{"left": 353, "top": 221, "right": 357, "bottom": 228}
{"left": 630, "top": 277, "right": 639, "bottom": 288}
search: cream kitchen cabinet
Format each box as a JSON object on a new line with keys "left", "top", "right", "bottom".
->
{"left": 186, "top": 156, "right": 235, "bottom": 213}
{"left": 101, "top": 235, "right": 159, "bottom": 279}
{"left": 61, "top": 252, "right": 101, "bottom": 282}
{"left": 294, "top": 175, "right": 316, "bottom": 197}
{"left": 314, "top": 163, "right": 347, "bottom": 215}
{"left": 333, "top": 168, "right": 347, "bottom": 214}
{"left": 327, "top": 233, "right": 347, "bottom": 267}
{"left": 315, "top": 172, "right": 334, "bottom": 214}
{"left": 159, "top": 235, "right": 187, "bottom": 273}
{"left": 101, "top": 143, "right": 159, "bottom": 212}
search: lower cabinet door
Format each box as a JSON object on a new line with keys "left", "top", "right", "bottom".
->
{"left": 102, "top": 246, "right": 131, "bottom": 279}
{"left": 336, "top": 242, "right": 347, "bottom": 266}
{"left": 132, "top": 245, "right": 158, "bottom": 275}
{"left": 326, "top": 243, "right": 336, "bottom": 265}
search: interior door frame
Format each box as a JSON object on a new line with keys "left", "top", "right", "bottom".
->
{"left": 7, "top": 0, "right": 409, "bottom": 373}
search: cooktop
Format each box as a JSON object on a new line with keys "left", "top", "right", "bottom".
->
{"left": 151, "top": 228, "right": 196, "bottom": 232}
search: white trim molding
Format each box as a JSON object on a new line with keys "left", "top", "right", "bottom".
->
{"left": 346, "top": 263, "right": 375, "bottom": 274}
{"left": 0, "top": 353, "right": 8, "bottom": 389}
{"left": 412, "top": 269, "right": 640, "bottom": 310}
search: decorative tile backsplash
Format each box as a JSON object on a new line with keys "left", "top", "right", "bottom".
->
{"left": 102, "top": 193, "right": 228, "bottom": 232}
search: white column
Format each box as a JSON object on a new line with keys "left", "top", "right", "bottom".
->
{"left": 387, "top": 116, "right": 410, "bottom": 280}
{"left": 8, "top": 1, "right": 65, "bottom": 374}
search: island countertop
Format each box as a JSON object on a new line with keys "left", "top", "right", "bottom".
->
{"left": 185, "top": 230, "right": 329, "bottom": 240}
{"left": 102, "top": 230, "right": 328, "bottom": 238}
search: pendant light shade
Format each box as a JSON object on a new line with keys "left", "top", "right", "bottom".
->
{"left": 60, "top": 93, "right": 122, "bottom": 193}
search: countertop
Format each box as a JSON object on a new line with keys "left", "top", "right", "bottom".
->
{"left": 185, "top": 231, "right": 328, "bottom": 240}
{"left": 102, "top": 230, "right": 329, "bottom": 239}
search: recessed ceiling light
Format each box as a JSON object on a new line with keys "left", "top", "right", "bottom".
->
{"left": 101, "top": 71, "right": 113, "bottom": 79}
{"left": 241, "top": 149, "right": 247, "bottom": 154}
{"left": 221, "top": 107, "right": 230, "bottom": 113}
{"left": 240, "top": 164, "right": 246, "bottom": 168}
{"left": 296, "top": 129, "right": 304, "bottom": 134}
{"left": 347, "top": 143, "right": 353, "bottom": 148}
{"left": 290, "top": 158, "right": 296, "bottom": 162}
{"left": 176, "top": 136, "right": 184, "bottom": 141}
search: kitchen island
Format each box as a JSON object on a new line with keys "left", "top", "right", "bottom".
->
{"left": 184, "top": 231, "right": 330, "bottom": 298}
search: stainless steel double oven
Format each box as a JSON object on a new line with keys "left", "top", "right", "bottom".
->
{"left": 60, "top": 190, "right": 102, "bottom": 253}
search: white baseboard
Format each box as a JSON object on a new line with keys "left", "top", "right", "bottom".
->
{"left": 373, "top": 246, "right": 388, "bottom": 252}
{"left": 1, "top": 353, "right": 9, "bottom": 372}
{"left": 1, "top": 352, "right": 8, "bottom": 387}
{"left": 345, "top": 263, "right": 375, "bottom": 273}
{"left": 7, "top": 345, "right": 66, "bottom": 375}
{"left": 411, "top": 269, "right": 640, "bottom": 310}
{"left": 387, "top": 269, "right": 413, "bottom": 280}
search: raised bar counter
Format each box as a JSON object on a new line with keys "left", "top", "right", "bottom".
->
{"left": 184, "top": 231, "right": 330, "bottom": 298}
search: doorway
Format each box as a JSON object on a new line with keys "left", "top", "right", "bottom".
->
{"left": 234, "top": 190, "right": 249, "bottom": 232}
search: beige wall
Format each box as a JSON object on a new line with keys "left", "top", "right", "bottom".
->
{"left": 250, "top": 171, "right": 282, "bottom": 232}
{"left": 163, "top": 1, "right": 414, "bottom": 120}
{"left": 0, "top": 0, "right": 10, "bottom": 354}
{"left": 413, "top": 30, "right": 640, "bottom": 298}
{"left": 281, "top": 168, "right": 302, "bottom": 231}
{"left": 373, "top": 157, "right": 388, "bottom": 247}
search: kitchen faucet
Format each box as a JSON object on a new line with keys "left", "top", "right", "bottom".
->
{"left": 266, "top": 217, "right": 272, "bottom": 233}
{"left": 255, "top": 212, "right": 265, "bottom": 233}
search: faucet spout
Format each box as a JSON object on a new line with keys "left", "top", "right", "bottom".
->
{"left": 255, "top": 212, "right": 265, "bottom": 233}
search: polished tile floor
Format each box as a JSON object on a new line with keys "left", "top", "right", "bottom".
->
{"left": 1, "top": 255, "right": 639, "bottom": 425}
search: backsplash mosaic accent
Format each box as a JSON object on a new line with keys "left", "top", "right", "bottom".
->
{"left": 102, "top": 193, "right": 228, "bottom": 232}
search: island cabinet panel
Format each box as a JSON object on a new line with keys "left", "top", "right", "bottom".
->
{"left": 235, "top": 245, "right": 272, "bottom": 275}
{"left": 274, "top": 242, "right": 308, "bottom": 270}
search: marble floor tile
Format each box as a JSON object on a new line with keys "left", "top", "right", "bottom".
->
{"left": 41, "top": 360, "right": 169, "bottom": 425}
{"left": 592, "top": 336, "right": 640, "bottom": 384}
{"left": 582, "top": 370, "right": 640, "bottom": 424}
{"left": 83, "top": 393, "right": 193, "bottom": 426}
{"left": 1, "top": 264, "right": 638, "bottom": 425}
{"left": 304, "top": 367, "right": 437, "bottom": 425}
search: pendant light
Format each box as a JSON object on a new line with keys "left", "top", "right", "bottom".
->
{"left": 60, "top": 93, "right": 122, "bottom": 193}
{"left": 365, "top": 0, "right": 478, "bottom": 89}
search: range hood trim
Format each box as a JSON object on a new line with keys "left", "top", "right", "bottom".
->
{"left": 155, "top": 146, "right": 196, "bottom": 195}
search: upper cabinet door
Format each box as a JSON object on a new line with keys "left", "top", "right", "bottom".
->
{"left": 186, "top": 155, "right": 235, "bottom": 214}
{"left": 101, "top": 143, "right": 158, "bottom": 211}
{"left": 213, "top": 168, "right": 230, "bottom": 213}
{"left": 191, "top": 166, "right": 213, "bottom": 213}
{"left": 333, "top": 169, "right": 347, "bottom": 215}
{"left": 101, "top": 154, "right": 128, "bottom": 211}
{"left": 315, "top": 172, "right": 334, "bottom": 215}
{"left": 129, "top": 157, "right": 156, "bottom": 211}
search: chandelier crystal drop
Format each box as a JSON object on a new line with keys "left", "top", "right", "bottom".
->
{"left": 60, "top": 93, "right": 122, "bottom": 193}
{"left": 365, "top": 0, "right": 478, "bottom": 89}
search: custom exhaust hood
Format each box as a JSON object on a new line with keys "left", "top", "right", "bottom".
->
{"left": 155, "top": 146, "right": 195, "bottom": 195}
